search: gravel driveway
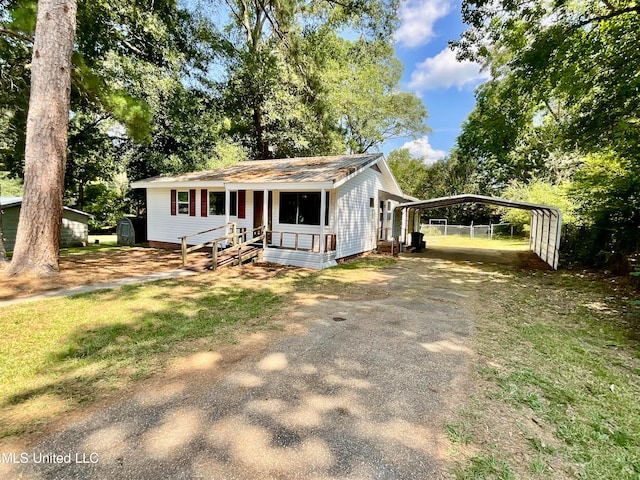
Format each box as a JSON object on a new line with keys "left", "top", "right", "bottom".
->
{"left": 10, "top": 253, "right": 488, "bottom": 480}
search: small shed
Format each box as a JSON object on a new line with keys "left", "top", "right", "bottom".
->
{"left": 0, "top": 197, "right": 92, "bottom": 251}
{"left": 116, "top": 217, "right": 147, "bottom": 246}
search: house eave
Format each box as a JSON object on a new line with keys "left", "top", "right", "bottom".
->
{"left": 224, "top": 181, "right": 334, "bottom": 191}
{"left": 332, "top": 153, "right": 383, "bottom": 189}
{"left": 131, "top": 180, "right": 335, "bottom": 191}
{"left": 130, "top": 180, "right": 225, "bottom": 189}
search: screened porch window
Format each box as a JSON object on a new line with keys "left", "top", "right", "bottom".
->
{"left": 279, "top": 192, "right": 329, "bottom": 226}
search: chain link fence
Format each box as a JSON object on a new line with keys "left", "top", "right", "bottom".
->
{"left": 421, "top": 222, "right": 513, "bottom": 238}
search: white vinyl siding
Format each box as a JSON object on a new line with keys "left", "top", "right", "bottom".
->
{"left": 335, "top": 167, "right": 382, "bottom": 259}
{"left": 147, "top": 188, "right": 254, "bottom": 246}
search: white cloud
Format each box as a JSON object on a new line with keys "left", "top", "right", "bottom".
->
{"left": 395, "top": 0, "right": 452, "bottom": 48}
{"left": 402, "top": 137, "right": 447, "bottom": 164}
{"left": 408, "top": 47, "right": 489, "bottom": 92}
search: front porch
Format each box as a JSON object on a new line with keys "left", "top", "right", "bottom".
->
{"left": 180, "top": 224, "right": 339, "bottom": 270}
{"left": 263, "top": 230, "right": 337, "bottom": 269}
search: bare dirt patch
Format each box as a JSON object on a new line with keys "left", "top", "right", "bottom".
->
{"left": 0, "top": 247, "right": 185, "bottom": 299}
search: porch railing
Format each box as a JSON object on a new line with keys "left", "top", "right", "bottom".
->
{"left": 180, "top": 223, "right": 231, "bottom": 266}
{"left": 211, "top": 227, "right": 265, "bottom": 271}
{"left": 180, "top": 223, "right": 264, "bottom": 266}
{"left": 268, "top": 231, "right": 336, "bottom": 253}
{"left": 378, "top": 227, "right": 391, "bottom": 241}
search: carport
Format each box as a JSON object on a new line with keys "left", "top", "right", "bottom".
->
{"left": 398, "top": 194, "right": 563, "bottom": 269}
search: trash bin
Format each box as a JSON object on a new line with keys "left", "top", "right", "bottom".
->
{"left": 410, "top": 231, "right": 424, "bottom": 252}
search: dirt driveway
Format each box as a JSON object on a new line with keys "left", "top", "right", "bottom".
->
{"left": 0, "top": 247, "right": 184, "bottom": 300}
{"left": 7, "top": 247, "right": 538, "bottom": 479}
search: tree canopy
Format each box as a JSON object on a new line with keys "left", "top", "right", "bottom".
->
{"left": 450, "top": 0, "right": 640, "bottom": 266}
{"left": 0, "top": 0, "right": 430, "bottom": 273}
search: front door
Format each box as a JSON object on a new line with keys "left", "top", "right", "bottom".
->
{"left": 254, "top": 191, "right": 263, "bottom": 230}
{"left": 253, "top": 191, "right": 273, "bottom": 230}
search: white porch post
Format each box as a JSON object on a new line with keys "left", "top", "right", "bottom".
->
{"left": 263, "top": 189, "right": 268, "bottom": 249}
{"left": 224, "top": 188, "right": 231, "bottom": 247}
{"left": 319, "top": 188, "right": 326, "bottom": 267}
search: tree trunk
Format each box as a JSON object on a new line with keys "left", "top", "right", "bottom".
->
{"left": 0, "top": 186, "right": 7, "bottom": 264}
{"left": 253, "top": 101, "right": 270, "bottom": 159}
{"left": 4, "top": 0, "right": 77, "bottom": 277}
{"left": 0, "top": 212, "right": 7, "bottom": 265}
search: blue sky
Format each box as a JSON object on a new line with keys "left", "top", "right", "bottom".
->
{"left": 382, "top": 0, "right": 489, "bottom": 162}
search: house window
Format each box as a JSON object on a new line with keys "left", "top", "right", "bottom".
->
{"left": 230, "top": 191, "right": 238, "bottom": 216}
{"left": 209, "top": 192, "right": 225, "bottom": 215}
{"left": 280, "top": 192, "right": 329, "bottom": 226}
{"left": 370, "top": 198, "right": 375, "bottom": 221}
{"left": 387, "top": 200, "right": 392, "bottom": 221}
{"left": 177, "top": 191, "right": 190, "bottom": 215}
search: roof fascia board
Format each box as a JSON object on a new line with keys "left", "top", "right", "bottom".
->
{"left": 225, "top": 182, "right": 334, "bottom": 191}
{"left": 0, "top": 200, "right": 91, "bottom": 217}
{"left": 130, "top": 180, "right": 225, "bottom": 189}
{"left": 399, "top": 194, "right": 561, "bottom": 214}
{"left": 375, "top": 156, "right": 405, "bottom": 197}
{"left": 131, "top": 180, "right": 334, "bottom": 191}
{"left": 332, "top": 153, "right": 383, "bottom": 189}
{"left": 63, "top": 206, "right": 93, "bottom": 218}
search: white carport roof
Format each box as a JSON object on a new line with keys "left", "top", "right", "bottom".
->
{"left": 398, "top": 194, "right": 563, "bottom": 270}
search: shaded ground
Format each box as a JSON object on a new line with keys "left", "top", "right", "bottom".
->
{"left": 1, "top": 245, "right": 551, "bottom": 479}
{"left": 0, "top": 242, "right": 545, "bottom": 301}
{"left": 414, "top": 243, "right": 550, "bottom": 270}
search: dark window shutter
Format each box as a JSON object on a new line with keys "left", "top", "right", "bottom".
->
{"left": 238, "top": 190, "right": 246, "bottom": 219}
{"left": 171, "top": 190, "right": 177, "bottom": 216}
{"left": 189, "top": 189, "right": 196, "bottom": 216}
{"left": 201, "top": 189, "right": 208, "bottom": 217}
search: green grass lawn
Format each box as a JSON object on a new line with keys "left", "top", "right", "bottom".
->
{"left": 87, "top": 234, "right": 118, "bottom": 246}
{"left": 60, "top": 234, "right": 119, "bottom": 255}
{"left": 423, "top": 233, "right": 530, "bottom": 250}
{"left": 0, "top": 256, "right": 392, "bottom": 441}
{"left": 0, "top": 274, "right": 288, "bottom": 439}
{"left": 1, "top": 251, "right": 638, "bottom": 480}
{"left": 448, "top": 269, "right": 640, "bottom": 479}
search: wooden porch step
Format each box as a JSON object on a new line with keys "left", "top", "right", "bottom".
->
{"left": 377, "top": 240, "right": 401, "bottom": 255}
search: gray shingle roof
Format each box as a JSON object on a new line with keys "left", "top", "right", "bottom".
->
{"left": 133, "top": 154, "right": 383, "bottom": 185}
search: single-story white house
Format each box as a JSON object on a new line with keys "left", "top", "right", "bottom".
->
{"left": 0, "top": 197, "right": 92, "bottom": 251}
{"left": 131, "top": 153, "right": 419, "bottom": 269}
